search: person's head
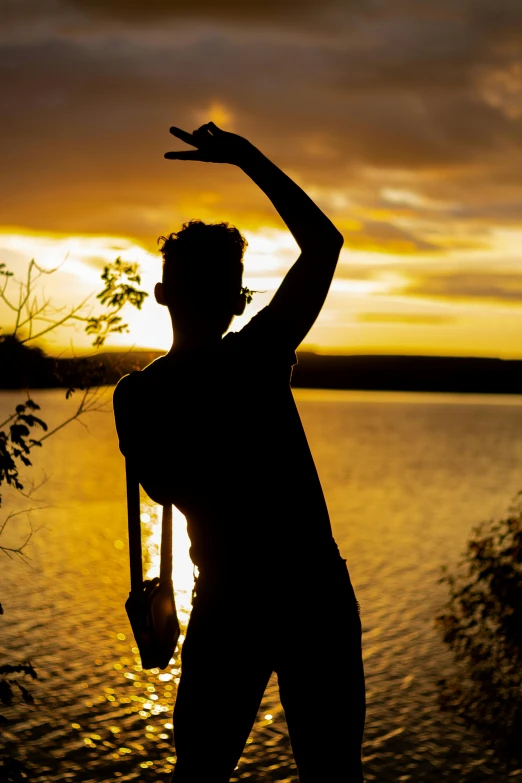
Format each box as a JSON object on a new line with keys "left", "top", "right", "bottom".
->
{"left": 155, "top": 219, "right": 248, "bottom": 337}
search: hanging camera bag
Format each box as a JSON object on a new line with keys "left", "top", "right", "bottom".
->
{"left": 124, "top": 459, "right": 180, "bottom": 670}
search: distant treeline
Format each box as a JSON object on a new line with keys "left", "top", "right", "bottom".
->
{"left": 0, "top": 337, "right": 161, "bottom": 391}
{"left": 293, "top": 352, "right": 522, "bottom": 394}
{"left": 1, "top": 338, "right": 521, "bottom": 394}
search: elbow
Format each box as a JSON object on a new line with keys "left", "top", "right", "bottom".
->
{"left": 332, "top": 229, "right": 345, "bottom": 250}
{"left": 305, "top": 228, "right": 344, "bottom": 254}
{"left": 324, "top": 228, "right": 344, "bottom": 253}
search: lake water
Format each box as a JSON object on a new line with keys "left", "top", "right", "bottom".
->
{"left": 1, "top": 387, "right": 522, "bottom": 782}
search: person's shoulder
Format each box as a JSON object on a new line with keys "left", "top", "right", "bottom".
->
{"left": 224, "top": 306, "right": 273, "bottom": 345}
{"left": 140, "top": 355, "right": 170, "bottom": 377}
{"left": 225, "top": 306, "right": 298, "bottom": 366}
{"left": 114, "top": 356, "right": 169, "bottom": 402}
{"left": 114, "top": 369, "right": 141, "bottom": 394}
{"left": 113, "top": 369, "right": 142, "bottom": 409}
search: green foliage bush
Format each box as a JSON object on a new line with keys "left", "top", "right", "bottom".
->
{"left": 436, "top": 493, "right": 522, "bottom": 755}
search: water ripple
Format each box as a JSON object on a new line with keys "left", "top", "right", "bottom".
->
{"left": 1, "top": 390, "right": 522, "bottom": 781}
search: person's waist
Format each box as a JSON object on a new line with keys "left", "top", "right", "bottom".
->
{"left": 192, "top": 536, "right": 343, "bottom": 582}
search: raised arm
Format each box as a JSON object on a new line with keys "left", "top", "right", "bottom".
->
{"left": 165, "top": 122, "right": 344, "bottom": 349}
{"left": 238, "top": 147, "right": 344, "bottom": 347}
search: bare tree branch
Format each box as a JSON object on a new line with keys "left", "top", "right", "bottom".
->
{"left": 0, "top": 514, "right": 46, "bottom": 563}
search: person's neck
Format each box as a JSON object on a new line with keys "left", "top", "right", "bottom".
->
{"left": 168, "top": 330, "right": 223, "bottom": 355}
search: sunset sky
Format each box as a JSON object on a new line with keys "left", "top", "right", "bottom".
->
{"left": 1, "top": 0, "right": 522, "bottom": 357}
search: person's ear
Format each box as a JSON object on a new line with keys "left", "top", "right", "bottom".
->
{"left": 155, "top": 282, "right": 167, "bottom": 307}
{"left": 234, "top": 290, "right": 247, "bottom": 316}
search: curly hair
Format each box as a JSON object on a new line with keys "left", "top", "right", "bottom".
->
{"left": 159, "top": 219, "right": 246, "bottom": 279}
{"left": 157, "top": 220, "right": 250, "bottom": 324}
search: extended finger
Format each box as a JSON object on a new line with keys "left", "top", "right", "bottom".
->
{"left": 193, "top": 126, "right": 213, "bottom": 143}
{"left": 208, "top": 121, "right": 224, "bottom": 134}
{"left": 169, "top": 127, "right": 198, "bottom": 146}
{"left": 164, "top": 150, "right": 204, "bottom": 160}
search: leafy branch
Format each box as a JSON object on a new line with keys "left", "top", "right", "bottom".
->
{"left": 0, "top": 400, "right": 46, "bottom": 503}
{"left": 0, "top": 256, "right": 148, "bottom": 508}
{"left": 436, "top": 492, "right": 522, "bottom": 757}
{"left": 0, "top": 253, "right": 148, "bottom": 716}
{"left": 84, "top": 257, "right": 148, "bottom": 347}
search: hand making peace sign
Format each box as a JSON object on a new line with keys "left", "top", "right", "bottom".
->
{"left": 165, "top": 122, "right": 255, "bottom": 166}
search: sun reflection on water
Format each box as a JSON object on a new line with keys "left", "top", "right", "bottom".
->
{"left": 141, "top": 501, "right": 195, "bottom": 624}
{"left": 101, "top": 498, "right": 193, "bottom": 768}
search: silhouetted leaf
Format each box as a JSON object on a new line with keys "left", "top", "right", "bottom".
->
{"left": 17, "top": 415, "right": 46, "bottom": 431}
{"left": 10, "top": 424, "right": 30, "bottom": 441}
{"left": 0, "top": 680, "right": 13, "bottom": 707}
{"left": 15, "top": 683, "right": 34, "bottom": 705}
{"left": 0, "top": 262, "right": 14, "bottom": 278}
{"left": 0, "top": 663, "right": 37, "bottom": 680}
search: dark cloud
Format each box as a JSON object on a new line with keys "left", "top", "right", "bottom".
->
{"left": 7, "top": 0, "right": 522, "bottom": 41}
{"left": 1, "top": 0, "right": 345, "bottom": 40}
{"left": 405, "top": 271, "right": 522, "bottom": 304}
{"left": 63, "top": 0, "right": 337, "bottom": 21}
{"left": 448, "top": 201, "right": 522, "bottom": 222}
{"left": 2, "top": 0, "right": 522, "bottom": 242}
{"left": 342, "top": 219, "right": 439, "bottom": 253}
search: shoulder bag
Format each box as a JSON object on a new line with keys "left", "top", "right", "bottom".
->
{"left": 124, "top": 459, "right": 180, "bottom": 670}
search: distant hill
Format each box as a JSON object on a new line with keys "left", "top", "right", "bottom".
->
{"left": 0, "top": 339, "right": 163, "bottom": 389}
{"left": 0, "top": 339, "right": 521, "bottom": 394}
{"left": 292, "top": 352, "right": 522, "bottom": 395}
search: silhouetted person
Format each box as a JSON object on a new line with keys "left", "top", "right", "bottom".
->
{"left": 113, "top": 122, "right": 365, "bottom": 782}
